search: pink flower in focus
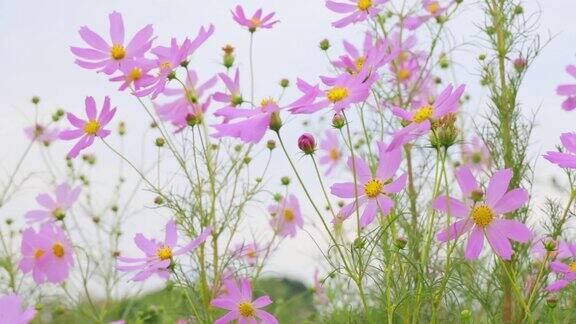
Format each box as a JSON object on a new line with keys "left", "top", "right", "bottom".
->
{"left": 71, "top": 11, "right": 154, "bottom": 75}
{"left": 211, "top": 277, "right": 278, "bottom": 324}
{"left": 388, "top": 84, "right": 465, "bottom": 151}
{"left": 25, "top": 182, "right": 81, "bottom": 223}
{"left": 319, "top": 130, "right": 342, "bottom": 176}
{"left": 213, "top": 69, "right": 244, "bottom": 114}
{"left": 232, "top": 6, "right": 279, "bottom": 32}
{"left": 20, "top": 223, "right": 74, "bottom": 284}
{"left": 212, "top": 98, "right": 281, "bottom": 144}
{"left": 268, "top": 195, "right": 304, "bottom": 238}
{"left": 404, "top": 0, "right": 454, "bottom": 31}
{"left": 0, "top": 294, "right": 36, "bottom": 324}
{"left": 59, "top": 96, "right": 117, "bottom": 158}
{"left": 543, "top": 132, "right": 576, "bottom": 169}
{"left": 134, "top": 25, "right": 215, "bottom": 99}
{"left": 109, "top": 58, "right": 156, "bottom": 91}
{"left": 462, "top": 136, "right": 491, "bottom": 171}
{"left": 24, "top": 124, "right": 60, "bottom": 145}
{"left": 232, "top": 242, "right": 261, "bottom": 266}
{"left": 330, "top": 142, "right": 406, "bottom": 227}
{"left": 557, "top": 65, "right": 576, "bottom": 111}
{"left": 289, "top": 70, "right": 376, "bottom": 114}
{"left": 117, "top": 219, "right": 211, "bottom": 281}
{"left": 434, "top": 166, "right": 532, "bottom": 260}
{"left": 547, "top": 244, "right": 576, "bottom": 292}
{"left": 326, "top": 0, "right": 388, "bottom": 28}
{"left": 332, "top": 33, "right": 399, "bottom": 75}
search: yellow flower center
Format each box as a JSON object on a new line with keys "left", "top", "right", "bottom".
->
{"left": 426, "top": 2, "right": 440, "bottom": 14}
{"left": 52, "top": 208, "right": 64, "bottom": 219}
{"left": 355, "top": 57, "right": 366, "bottom": 72}
{"left": 326, "top": 86, "right": 349, "bottom": 103}
{"left": 260, "top": 98, "right": 277, "bottom": 112}
{"left": 284, "top": 209, "right": 295, "bottom": 221}
{"left": 357, "top": 0, "right": 373, "bottom": 11}
{"left": 364, "top": 179, "right": 383, "bottom": 198}
{"left": 398, "top": 51, "right": 410, "bottom": 62}
{"left": 329, "top": 148, "right": 340, "bottom": 161}
{"left": 471, "top": 204, "right": 495, "bottom": 227}
{"left": 570, "top": 262, "right": 576, "bottom": 272}
{"left": 250, "top": 18, "right": 261, "bottom": 28}
{"left": 159, "top": 61, "right": 172, "bottom": 72}
{"left": 34, "top": 249, "right": 45, "bottom": 259}
{"left": 84, "top": 120, "right": 100, "bottom": 135}
{"left": 129, "top": 67, "right": 142, "bottom": 81}
{"left": 238, "top": 301, "right": 256, "bottom": 317}
{"left": 412, "top": 105, "right": 434, "bottom": 123}
{"left": 156, "top": 246, "right": 173, "bottom": 260}
{"left": 53, "top": 243, "right": 65, "bottom": 258}
{"left": 246, "top": 250, "right": 256, "bottom": 259}
{"left": 397, "top": 68, "right": 411, "bottom": 81}
{"left": 110, "top": 44, "right": 126, "bottom": 60}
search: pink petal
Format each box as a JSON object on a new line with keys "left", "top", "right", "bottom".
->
{"left": 547, "top": 279, "right": 570, "bottom": 292}
{"left": 330, "top": 182, "right": 358, "bottom": 198}
{"left": 455, "top": 166, "right": 479, "bottom": 197}
{"left": 164, "top": 219, "right": 178, "bottom": 247}
{"left": 347, "top": 156, "right": 372, "bottom": 183}
{"left": 490, "top": 219, "right": 531, "bottom": 243}
{"left": 465, "top": 226, "right": 484, "bottom": 260}
{"left": 432, "top": 196, "right": 469, "bottom": 218}
{"left": 85, "top": 96, "right": 97, "bottom": 120}
{"left": 78, "top": 26, "right": 110, "bottom": 52}
{"left": 359, "top": 201, "right": 377, "bottom": 228}
{"left": 486, "top": 169, "right": 512, "bottom": 207}
{"left": 486, "top": 225, "right": 513, "bottom": 260}
{"left": 109, "top": 11, "right": 125, "bottom": 45}
{"left": 437, "top": 218, "right": 474, "bottom": 242}
{"left": 492, "top": 189, "right": 528, "bottom": 214}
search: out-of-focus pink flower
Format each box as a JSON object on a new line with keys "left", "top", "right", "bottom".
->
{"left": 434, "top": 166, "right": 532, "bottom": 260}
{"left": 332, "top": 33, "right": 399, "bottom": 75}
{"left": 313, "top": 268, "right": 329, "bottom": 305}
{"left": 557, "top": 65, "right": 576, "bottom": 111}
{"left": 213, "top": 69, "right": 243, "bottom": 115}
{"left": 117, "top": 219, "right": 211, "bottom": 281}
{"left": 298, "top": 133, "right": 316, "bottom": 154}
{"left": 231, "top": 6, "right": 279, "bottom": 32}
{"left": 289, "top": 70, "right": 376, "bottom": 114}
{"left": 388, "top": 84, "right": 465, "bottom": 151}
{"left": 20, "top": 223, "right": 74, "bottom": 284}
{"left": 462, "top": 136, "right": 491, "bottom": 171}
{"left": 59, "top": 96, "right": 117, "bottom": 158}
{"left": 331, "top": 142, "right": 406, "bottom": 227}
{"left": 319, "top": 130, "right": 342, "bottom": 176}
{"left": 268, "top": 195, "right": 304, "bottom": 238}
{"left": 24, "top": 124, "right": 60, "bottom": 145}
{"left": 232, "top": 242, "right": 261, "bottom": 266}
{"left": 109, "top": 58, "right": 156, "bottom": 91}
{"left": 531, "top": 237, "right": 572, "bottom": 261}
{"left": 71, "top": 11, "right": 154, "bottom": 75}
{"left": 212, "top": 98, "right": 281, "bottom": 144}
{"left": 326, "top": 0, "right": 388, "bottom": 28}
{"left": 391, "top": 55, "right": 420, "bottom": 85}
{"left": 211, "top": 277, "right": 278, "bottom": 324}
{"left": 25, "top": 182, "right": 81, "bottom": 224}
{"left": 547, "top": 244, "right": 576, "bottom": 292}
{"left": 0, "top": 294, "right": 36, "bottom": 324}
{"left": 544, "top": 132, "right": 576, "bottom": 169}
{"left": 134, "top": 25, "right": 215, "bottom": 99}
{"left": 155, "top": 70, "right": 218, "bottom": 132}
{"left": 404, "top": 0, "right": 455, "bottom": 31}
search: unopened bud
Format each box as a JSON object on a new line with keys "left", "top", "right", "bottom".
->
{"left": 281, "top": 176, "right": 290, "bottom": 186}
{"left": 298, "top": 133, "right": 316, "bottom": 154}
{"left": 155, "top": 137, "right": 165, "bottom": 147}
{"left": 319, "top": 39, "right": 330, "bottom": 51}
{"left": 332, "top": 113, "right": 345, "bottom": 129}
{"left": 266, "top": 139, "right": 276, "bottom": 150}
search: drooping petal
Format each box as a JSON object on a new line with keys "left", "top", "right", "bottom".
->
{"left": 437, "top": 218, "right": 474, "bottom": 242}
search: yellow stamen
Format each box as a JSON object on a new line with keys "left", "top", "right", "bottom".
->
{"left": 238, "top": 301, "right": 256, "bottom": 317}
{"left": 260, "top": 98, "right": 277, "bottom": 112}
{"left": 412, "top": 105, "right": 434, "bottom": 123}
{"left": 426, "top": 2, "right": 440, "bottom": 15}
{"left": 156, "top": 246, "right": 173, "bottom": 260}
{"left": 329, "top": 148, "right": 340, "bottom": 161}
{"left": 110, "top": 44, "right": 126, "bottom": 60}
{"left": 284, "top": 209, "right": 295, "bottom": 221}
{"left": 326, "top": 87, "right": 349, "bottom": 103}
{"left": 53, "top": 243, "right": 65, "bottom": 258}
{"left": 355, "top": 57, "right": 366, "bottom": 72}
{"left": 397, "top": 68, "right": 411, "bottom": 81}
{"left": 471, "top": 204, "right": 495, "bottom": 227}
{"left": 34, "top": 249, "right": 45, "bottom": 259}
{"left": 84, "top": 120, "right": 100, "bottom": 135}
{"left": 159, "top": 61, "right": 172, "bottom": 72}
{"left": 129, "top": 67, "right": 142, "bottom": 81}
{"left": 246, "top": 249, "right": 257, "bottom": 259}
{"left": 570, "top": 262, "right": 576, "bottom": 272}
{"left": 364, "top": 179, "right": 383, "bottom": 198}
{"left": 250, "top": 18, "right": 261, "bottom": 28}
{"left": 357, "top": 0, "right": 373, "bottom": 11}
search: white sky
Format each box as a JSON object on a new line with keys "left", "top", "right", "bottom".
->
{"left": 1, "top": 0, "right": 576, "bottom": 291}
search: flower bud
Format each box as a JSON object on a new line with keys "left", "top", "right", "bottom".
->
{"left": 155, "top": 137, "right": 165, "bottom": 147}
{"left": 266, "top": 139, "right": 276, "bottom": 150}
{"left": 269, "top": 112, "right": 283, "bottom": 132}
{"left": 319, "top": 39, "right": 330, "bottom": 51}
{"left": 513, "top": 57, "right": 527, "bottom": 73}
{"left": 154, "top": 196, "right": 164, "bottom": 205}
{"left": 460, "top": 309, "right": 471, "bottom": 319}
{"left": 243, "top": 156, "right": 252, "bottom": 164}
{"left": 471, "top": 189, "right": 484, "bottom": 202}
{"left": 273, "top": 193, "right": 282, "bottom": 202}
{"left": 281, "top": 176, "right": 290, "bottom": 186}
{"left": 31, "top": 96, "right": 40, "bottom": 105}
{"left": 298, "top": 133, "right": 316, "bottom": 154}
{"left": 430, "top": 114, "right": 459, "bottom": 149}
{"left": 544, "top": 239, "right": 557, "bottom": 252}
{"left": 513, "top": 5, "right": 523, "bottom": 15}
{"left": 118, "top": 121, "right": 126, "bottom": 136}
{"left": 394, "top": 237, "right": 408, "bottom": 250}
{"left": 353, "top": 237, "right": 365, "bottom": 250}
{"left": 332, "top": 113, "right": 345, "bottom": 129}
{"left": 280, "top": 78, "right": 290, "bottom": 88}
{"left": 546, "top": 296, "right": 558, "bottom": 308}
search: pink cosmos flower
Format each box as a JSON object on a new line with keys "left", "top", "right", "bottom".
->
{"left": 24, "top": 182, "right": 81, "bottom": 223}
{"left": 434, "top": 166, "right": 532, "bottom": 260}
{"left": 117, "top": 219, "right": 211, "bottom": 281}
{"left": 319, "top": 130, "right": 343, "bottom": 176}
{"left": 109, "top": 58, "right": 156, "bottom": 91}
{"left": 211, "top": 277, "right": 278, "bottom": 324}
{"left": 59, "top": 96, "right": 116, "bottom": 158}
{"left": 0, "top": 294, "right": 36, "bottom": 324}
{"left": 330, "top": 142, "right": 406, "bottom": 227}
{"left": 289, "top": 70, "right": 376, "bottom": 114}
{"left": 388, "top": 84, "right": 465, "bottom": 151}
{"left": 531, "top": 237, "right": 571, "bottom": 262}
{"left": 212, "top": 98, "right": 281, "bottom": 144}
{"left": 404, "top": 0, "right": 454, "bottom": 31}
{"left": 232, "top": 6, "right": 279, "bottom": 32}
{"left": 543, "top": 132, "right": 576, "bottom": 169}
{"left": 232, "top": 242, "right": 261, "bottom": 266}
{"left": 268, "top": 194, "right": 304, "bottom": 238}
{"left": 332, "top": 33, "right": 398, "bottom": 75}
{"left": 557, "top": 65, "right": 576, "bottom": 111}
{"left": 462, "top": 136, "right": 491, "bottom": 171}
{"left": 71, "top": 11, "right": 154, "bottom": 75}
{"left": 390, "top": 55, "right": 420, "bottom": 86}
{"left": 326, "top": 0, "right": 388, "bottom": 28}
{"left": 24, "top": 124, "right": 60, "bottom": 145}
{"left": 213, "top": 69, "right": 244, "bottom": 114}
{"left": 20, "top": 223, "right": 74, "bottom": 284}
{"left": 547, "top": 244, "right": 576, "bottom": 292}
{"left": 134, "top": 25, "right": 215, "bottom": 99}
{"left": 155, "top": 70, "right": 218, "bottom": 132}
